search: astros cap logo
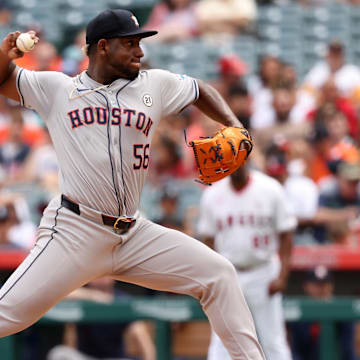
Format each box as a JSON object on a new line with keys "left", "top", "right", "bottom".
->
{"left": 131, "top": 15, "right": 139, "bottom": 27}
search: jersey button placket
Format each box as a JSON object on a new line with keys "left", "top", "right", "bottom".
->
{"left": 109, "top": 92, "right": 116, "bottom": 106}
{"left": 107, "top": 94, "right": 117, "bottom": 143}
{"left": 105, "top": 92, "right": 123, "bottom": 210}
{"left": 110, "top": 92, "right": 124, "bottom": 211}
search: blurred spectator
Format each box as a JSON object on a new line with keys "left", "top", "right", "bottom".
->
{"left": 0, "top": 192, "right": 36, "bottom": 249}
{"left": 144, "top": 0, "right": 198, "bottom": 43}
{"left": 265, "top": 138, "right": 319, "bottom": 244}
{"left": 0, "top": 0, "right": 11, "bottom": 26}
{"left": 223, "top": 82, "right": 272, "bottom": 169}
{"left": 308, "top": 105, "right": 359, "bottom": 184}
{"left": 289, "top": 265, "right": 356, "bottom": 360}
{"left": 154, "top": 184, "right": 184, "bottom": 231}
{"left": 62, "top": 29, "right": 88, "bottom": 76}
{"left": 250, "top": 59, "right": 315, "bottom": 128}
{"left": 47, "top": 277, "right": 156, "bottom": 360}
{"left": 280, "top": 63, "right": 298, "bottom": 91}
{"left": 150, "top": 134, "right": 188, "bottom": 180}
{"left": 253, "top": 86, "right": 312, "bottom": 151}
{"left": 271, "top": 86, "right": 301, "bottom": 124}
{"left": 141, "top": 129, "right": 202, "bottom": 229}
{"left": 301, "top": 41, "right": 360, "bottom": 107}
{"left": 22, "top": 128, "right": 59, "bottom": 196}
{"left": 307, "top": 78, "right": 359, "bottom": 139}
{"left": 154, "top": 109, "right": 197, "bottom": 178}
{"left": 248, "top": 55, "right": 282, "bottom": 128}
{"left": 227, "top": 82, "right": 252, "bottom": 129}
{"left": 0, "top": 109, "right": 31, "bottom": 184}
{"left": 249, "top": 55, "right": 281, "bottom": 96}
{"left": 314, "top": 161, "right": 360, "bottom": 244}
{"left": 0, "top": 96, "right": 13, "bottom": 126}
{"left": 281, "top": 63, "right": 318, "bottom": 124}
{"left": 0, "top": 103, "right": 46, "bottom": 148}
{"left": 196, "top": 0, "right": 257, "bottom": 36}
{"left": 211, "top": 54, "right": 249, "bottom": 100}
{"left": 15, "top": 41, "right": 63, "bottom": 71}
{"left": 141, "top": 177, "right": 202, "bottom": 235}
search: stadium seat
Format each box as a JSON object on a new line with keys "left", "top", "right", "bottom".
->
{"left": 5, "top": 1, "right": 360, "bottom": 83}
{"left": 257, "top": 6, "right": 283, "bottom": 24}
{"left": 107, "top": 0, "right": 158, "bottom": 8}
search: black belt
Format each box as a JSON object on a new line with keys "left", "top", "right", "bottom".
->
{"left": 61, "top": 195, "right": 136, "bottom": 235}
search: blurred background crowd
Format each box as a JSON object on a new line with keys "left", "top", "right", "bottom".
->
{"left": 1, "top": 0, "right": 360, "bottom": 248}
{"left": 2, "top": 0, "right": 360, "bottom": 359}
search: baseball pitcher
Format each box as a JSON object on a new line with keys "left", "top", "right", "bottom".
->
{"left": 0, "top": 9, "right": 264, "bottom": 360}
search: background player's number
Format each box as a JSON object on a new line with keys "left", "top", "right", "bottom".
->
{"left": 133, "top": 144, "right": 150, "bottom": 170}
{"left": 253, "top": 235, "right": 270, "bottom": 249}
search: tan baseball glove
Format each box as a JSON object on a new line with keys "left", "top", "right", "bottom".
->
{"left": 188, "top": 127, "right": 253, "bottom": 185}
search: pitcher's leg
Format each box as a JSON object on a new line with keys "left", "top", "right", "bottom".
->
{"left": 207, "top": 330, "right": 232, "bottom": 360}
{"left": 0, "top": 235, "right": 89, "bottom": 336}
{"left": 0, "top": 205, "right": 111, "bottom": 337}
{"left": 113, "top": 221, "right": 265, "bottom": 360}
{"left": 249, "top": 293, "right": 291, "bottom": 360}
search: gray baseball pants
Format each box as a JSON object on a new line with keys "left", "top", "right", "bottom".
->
{"left": 0, "top": 195, "right": 264, "bottom": 360}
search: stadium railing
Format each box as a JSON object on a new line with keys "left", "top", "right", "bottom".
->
{"left": 3, "top": 243, "right": 360, "bottom": 271}
{"left": 0, "top": 295, "right": 358, "bottom": 360}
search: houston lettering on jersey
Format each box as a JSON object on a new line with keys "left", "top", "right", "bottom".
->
{"left": 67, "top": 107, "right": 153, "bottom": 137}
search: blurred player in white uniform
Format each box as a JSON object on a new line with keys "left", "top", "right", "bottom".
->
{"left": 198, "top": 164, "right": 297, "bottom": 360}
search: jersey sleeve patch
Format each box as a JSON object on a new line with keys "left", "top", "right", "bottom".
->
{"left": 176, "top": 74, "right": 186, "bottom": 81}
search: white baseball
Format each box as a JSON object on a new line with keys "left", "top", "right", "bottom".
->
{"left": 16, "top": 33, "right": 35, "bottom": 52}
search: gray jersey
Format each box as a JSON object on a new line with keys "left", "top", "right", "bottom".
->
{"left": 16, "top": 69, "right": 199, "bottom": 216}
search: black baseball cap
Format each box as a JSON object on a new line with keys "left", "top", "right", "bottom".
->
{"left": 86, "top": 9, "right": 158, "bottom": 45}
{"left": 306, "top": 266, "right": 332, "bottom": 283}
